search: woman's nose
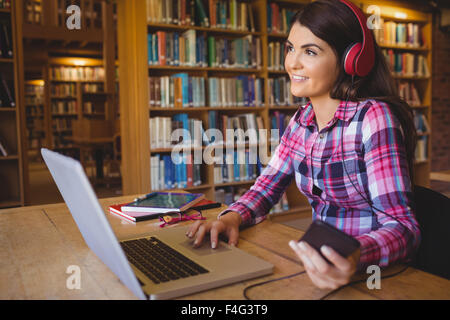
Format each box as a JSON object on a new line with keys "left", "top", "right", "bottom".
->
{"left": 285, "top": 52, "right": 303, "bottom": 71}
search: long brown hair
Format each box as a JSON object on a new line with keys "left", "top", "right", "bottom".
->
{"left": 289, "top": 0, "right": 417, "bottom": 184}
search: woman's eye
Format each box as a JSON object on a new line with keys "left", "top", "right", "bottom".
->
{"left": 286, "top": 45, "right": 294, "bottom": 53}
{"left": 305, "top": 49, "right": 316, "bottom": 56}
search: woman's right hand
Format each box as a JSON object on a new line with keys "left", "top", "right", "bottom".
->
{"left": 186, "top": 211, "right": 242, "bottom": 249}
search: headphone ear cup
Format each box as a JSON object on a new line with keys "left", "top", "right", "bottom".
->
{"left": 343, "top": 42, "right": 362, "bottom": 76}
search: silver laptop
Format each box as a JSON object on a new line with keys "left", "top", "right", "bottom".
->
{"left": 41, "top": 148, "right": 273, "bottom": 300}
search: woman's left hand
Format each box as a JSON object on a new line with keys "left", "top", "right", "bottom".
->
{"left": 289, "top": 240, "right": 360, "bottom": 290}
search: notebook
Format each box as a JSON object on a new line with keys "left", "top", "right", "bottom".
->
{"left": 41, "top": 148, "right": 273, "bottom": 300}
{"left": 121, "top": 192, "right": 205, "bottom": 214}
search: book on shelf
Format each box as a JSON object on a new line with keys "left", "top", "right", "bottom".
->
{"left": 0, "top": 138, "right": 8, "bottom": 156}
{"left": 413, "top": 110, "right": 430, "bottom": 134}
{"left": 398, "top": 81, "right": 422, "bottom": 106}
{"left": 146, "top": 0, "right": 255, "bottom": 31}
{"left": 415, "top": 136, "right": 428, "bottom": 162}
{"left": 268, "top": 77, "right": 308, "bottom": 107}
{"left": 0, "top": 0, "right": 11, "bottom": 9}
{"left": 151, "top": 153, "right": 202, "bottom": 190}
{"left": 374, "top": 19, "right": 424, "bottom": 48}
{"left": 0, "top": 73, "right": 15, "bottom": 107}
{"left": 267, "top": 2, "right": 298, "bottom": 34}
{"left": 50, "top": 66, "right": 105, "bottom": 81}
{"left": 213, "top": 150, "right": 262, "bottom": 184}
{"left": 51, "top": 100, "right": 78, "bottom": 114}
{"left": 269, "top": 192, "right": 289, "bottom": 214}
{"left": 271, "top": 112, "right": 292, "bottom": 138}
{"left": 207, "top": 111, "right": 265, "bottom": 146}
{"left": 382, "top": 50, "right": 429, "bottom": 77}
{"left": 0, "top": 19, "right": 13, "bottom": 58}
{"left": 150, "top": 114, "right": 206, "bottom": 149}
{"left": 148, "top": 30, "right": 261, "bottom": 69}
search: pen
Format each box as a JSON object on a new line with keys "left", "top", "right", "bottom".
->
{"left": 134, "top": 192, "right": 157, "bottom": 202}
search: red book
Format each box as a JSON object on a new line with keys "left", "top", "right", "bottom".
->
{"left": 109, "top": 203, "right": 163, "bottom": 223}
{"left": 157, "top": 31, "right": 166, "bottom": 66}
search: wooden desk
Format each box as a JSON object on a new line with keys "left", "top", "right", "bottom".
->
{"left": 1, "top": 196, "right": 449, "bottom": 300}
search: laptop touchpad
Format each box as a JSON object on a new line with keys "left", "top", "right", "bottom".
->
{"left": 179, "top": 239, "right": 231, "bottom": 256}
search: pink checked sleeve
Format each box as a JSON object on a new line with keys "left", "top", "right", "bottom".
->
{"left": 218, "top": 116, "right": 297, "bottom": 227}
{"left": 356, "top": 101, "right": 421, "bottom": 270}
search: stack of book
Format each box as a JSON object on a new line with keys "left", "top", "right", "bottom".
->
{"left": 382, "top": 50, "right": 429, "bottom": 77}
{"left": 146, "top": 0, "right": 255, "bottom": 32}
{"left": 374, "top": 20, "right": 424, "bottom": 48}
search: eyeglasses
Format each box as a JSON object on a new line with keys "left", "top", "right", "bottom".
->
{"left": 159, "top": 210, "right": 206, "bottom": 228}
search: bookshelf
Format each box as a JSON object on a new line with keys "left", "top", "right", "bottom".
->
{"left": 0, "top": 0, "right": 27, "bottom": 208}
{"left": 117, "top": 0, "right": 433, "bottom": 217}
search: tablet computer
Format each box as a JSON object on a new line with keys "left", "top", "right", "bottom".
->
{"left": 121, "top": 192, "right": 205, "bottom": 214}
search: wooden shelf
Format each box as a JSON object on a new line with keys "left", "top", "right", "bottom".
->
{"left": 117, "top": 0, "right": 433, "bottom": 205}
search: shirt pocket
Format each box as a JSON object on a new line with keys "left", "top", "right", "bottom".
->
{"left": 321, "top": 157, "right": 367, "bottom": 205}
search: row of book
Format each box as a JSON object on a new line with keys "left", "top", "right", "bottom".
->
{"left": 49, "top": 66, "right": 105, "bottom": 81}
{"left": 25, "top": 105, "right": 44, "bottom": 117}
{"left": 150, "top": 111, "right": 266, "bottom": 149}
{"left": 213, "top": 149, "right": 262, "bottom": 184}
{"left": 146, "top": 0, "right": 256, "bottom": 32}
{"left": 0, "top": 19, "right": 13, "bottom": 59}
{"left": 268, "top": 41, "right": 285, "bottom": 71}
{"left": 0, "top": 0, "right": 11, "bottom": 9}
{"left": 413, "top": 110, "right": 430, "bottom": 135}
{"left": 51, "top": 83, "right": 77, "bottom": 97}
{"left": 267, "top": 2, "right": 298, "bottom": 35}
{"left": 52, "top": 118, "right": 73, "bottom": 132}
{"left": 84, "top": 102, "right": 105, "bottom": 115}
{"left": 0, "top": 73, "right": 15, "bottom": 107}
{"left": 25, "top": 95, "right": 43, "bottom": 106}
{"left": 151, "top": 153, "right": 202, "bottom": 190}
{"left": 398, "top": 81, "right": 422, "bottom": 106}
{"left": 415, "top": 136, "right": 428, "bottom": 162}
{"left": 208, "top": 111, "right": 265, "bottom": 145}
{"left": 148, "top": 31, "right": 261, "bottom": 69}
{"left": 268, "top": 77, "right": 308, "bottom": 107}
{"left": 270, "top": 112, "right": 292, "bottom": 139}
{"left": 373, "top": 20, "right": 425, "bottom": 48}
{"left": 149, "top": 74, "right": 265, "bottom": 108}
{"left": 82, "top": 83, "right": 104, "bottom": 93}
{"left": 150, "top": 115, "right": 205, "bottom": 149}
{"left": 382, "top": 50, "right": 429, "bottom": 77}
{"left": 149, "top": 74, "right": 206, "bottom": 108}
{"left": 51, "top": 101, "right": 78, "bottom": 115}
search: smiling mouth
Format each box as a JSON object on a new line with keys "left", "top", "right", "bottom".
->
{"left": 291, "top": 75, "right": 309, "bottom": 81}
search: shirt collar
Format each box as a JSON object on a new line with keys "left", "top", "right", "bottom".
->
{"left": 297, "top": 100, "right": 360, "bottom": 127}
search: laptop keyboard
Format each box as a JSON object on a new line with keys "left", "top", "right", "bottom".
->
{"left": 120, "top": 237, "right": 209, "bottom": 284}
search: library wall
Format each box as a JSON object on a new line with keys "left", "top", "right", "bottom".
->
{"left": 431, "top": 17, "right": 450, "bottom": 172}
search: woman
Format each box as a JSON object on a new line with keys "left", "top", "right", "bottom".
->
{"left": 186, "top": 0, "right": 421, "bottom": 290}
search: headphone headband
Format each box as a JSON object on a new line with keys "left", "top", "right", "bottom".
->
{"left": 339, "top": 0, "right": 375, "bottom": 77}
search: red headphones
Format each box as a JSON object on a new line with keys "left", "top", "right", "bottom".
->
{"left": 340, "top": 0, "right": 375, "bottom": 77}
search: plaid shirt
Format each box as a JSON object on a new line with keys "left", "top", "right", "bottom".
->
{"left": 220, "top": 99, "right": 421, "bottom": 270}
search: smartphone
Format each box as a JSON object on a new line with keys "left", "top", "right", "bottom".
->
{"left": 298, "top": 220, "right": 360, "bottom": 264}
